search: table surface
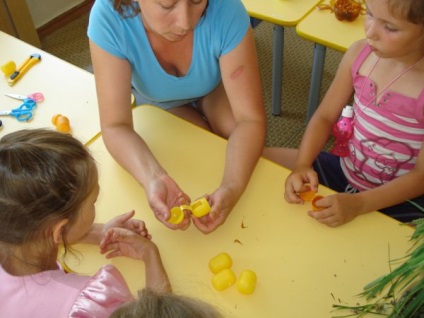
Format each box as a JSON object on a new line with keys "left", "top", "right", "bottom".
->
{"left": 242, "top": 0, "right": 321, "bottom": 26}
{"left": 296, "top": 7, "right": 365, "bottom": 51}
{"left": 0, "top": 31, "right": 100, "bottom": 145}
{"left": 68, "top": 105, "right": 414, "bottom": 318}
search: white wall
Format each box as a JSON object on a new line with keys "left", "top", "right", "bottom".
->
{"left": 26, "top": 0, "right": 84, "bottom": 28}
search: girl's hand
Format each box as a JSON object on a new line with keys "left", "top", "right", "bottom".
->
{"left": 146, "top": 174, "right": 191, "bottom": 230}
{"left": 307, "top": 193, "right": 364, "bottom": 227}
{"left": 284, "top": 167, "right": 319, "bottom": 203}
{"left": 99, "top": 227, "right": 159, "bottom": 261}
{"left": 104, "top": 210, "right": 151, "bottom": 239}
{"left": 192, "top": 188, "right": 238, "bottom": 234}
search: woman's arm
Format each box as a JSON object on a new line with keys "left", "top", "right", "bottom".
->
{"left": 192, "top": 28, "right": 266, "bottom": 233}
{"left": 89, "top": 41, "right": 190, "bottom": 228}
{"left": 218, "top": 27, "right": 266, "bottom": 200}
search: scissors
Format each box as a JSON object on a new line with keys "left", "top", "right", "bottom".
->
{"left": 4, "top": 92, "right": 44, "bottom": 103}
{"left": 0, "top": 99, "right": 37, "bottom": 122}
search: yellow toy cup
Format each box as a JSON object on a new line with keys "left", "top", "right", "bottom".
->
{"left": 209, "top": 252, "right": 232, "bottom": 274}
{"left": 1, "top": 61, "right": 16, "bottom": 77}
{"left": 168, "top": 197, "right": 211, "bottom": 224}
{"left": 212, "top": 268, "right": 236, "bottom": 291}
{"left": 237, "top": 270, "right": 257, "bottom": 295}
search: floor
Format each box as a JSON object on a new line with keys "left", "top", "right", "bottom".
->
{"left": 40, "top": 13, "right": 344, "bottom": 148}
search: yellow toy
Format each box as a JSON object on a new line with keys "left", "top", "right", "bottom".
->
{"left": 212, "top": 268, "right": 236, "bottom": 291}
{"left": 237, "top": 270, "right": 257, "bottom": 295}
{"left": 168, "top": 197, "right": 211, "bottom": 224}
{"left": 208, "top": 252, "right": 232, "bottom": 274}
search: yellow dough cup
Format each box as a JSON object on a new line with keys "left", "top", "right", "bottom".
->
{"left": 212, "top": 268, "right": 236, "bottom": 291}
{"left": 191, "top": 197, "right": 211, "bottom": 217}
{"left": 237, "top": 270, "right": 257, "bottom": 295}
{"left": 168, "top": 206, "right": 185, "bottom": 224}
{"left": 209, "top": 252, "right": 232, "bottom": 274}
{"left": 168, "top": 197, "right": 211, "bottom": 224}
{"left": 1, "top": 61, "right": 16, "bottom": 77}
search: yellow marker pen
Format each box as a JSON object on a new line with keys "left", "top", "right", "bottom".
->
{"left": 8, "top": 53, "right": 41, "bottom": 86}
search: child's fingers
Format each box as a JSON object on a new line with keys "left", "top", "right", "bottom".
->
{"left": 115, "top": 210, "right": 136, "bottom": 225}
{"left": 104, "top": 249, "right": 123, "bottom": 259}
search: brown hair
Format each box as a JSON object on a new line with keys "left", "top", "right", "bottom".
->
{"left": 0, "top": 129, "right": 98, "bottom": 270}
{"left": 110, "top": 288, "right": 223, "bottom": 318}
{"left": 387, "top": 0, "right": 424, "bottom": 26}
{"left": 112, "top": 0, "right": 209, "bottom": 18}
{"left": 113, "top": 0, "right": 140, "bottom": 17}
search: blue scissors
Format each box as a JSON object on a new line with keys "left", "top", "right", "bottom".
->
{"left": 4, "top": 92, "right": 44, "bottom": 103}
{"left": 0, "top": 98, "right": 37, "bottom": 122}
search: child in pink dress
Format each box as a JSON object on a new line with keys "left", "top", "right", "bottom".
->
{"left": 264, "top": 0, "right": 424, "bottom": 226}
{"left": 0, "top": 129, "right": 171, "bottom": 317}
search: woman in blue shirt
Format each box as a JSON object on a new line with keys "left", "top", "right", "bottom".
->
{"left": 88, "top": 0, "right": 266, "bottom": 233}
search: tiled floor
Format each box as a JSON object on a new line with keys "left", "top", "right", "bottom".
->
{"left": 41, "top": 14, "right": 343, "bottom": 147}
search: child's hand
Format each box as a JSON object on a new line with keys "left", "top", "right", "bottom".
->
{"left": 99, "top": 227, "right": 159, "bottom": 261}
{"left": 284, "top": 167, "right": 319, "bottom": 203}
{"left": 307, "top": 193, "right": 364, "bottom": 227}
{"left": 104, "top": 210, "right": 151, "bottom": 239}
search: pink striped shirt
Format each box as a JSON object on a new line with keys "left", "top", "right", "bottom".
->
{"left": 340, "top": 44, "right": 424, "bottom": 191}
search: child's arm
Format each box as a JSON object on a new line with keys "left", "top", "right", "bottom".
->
{"left": 100, "top": 228, "right": 172, "bottom": 293}
{"left": 310, "top": 147, "right": 424, "bottom": 226}
{"left": 77, "top": 211, "right": 150, "bottom": 245}
{"left": 285, "top": 40, "right": 366, "bottom": 202}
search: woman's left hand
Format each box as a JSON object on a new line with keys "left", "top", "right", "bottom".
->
{"left": 191, "top": 187, "right": 238, "bottom": 234}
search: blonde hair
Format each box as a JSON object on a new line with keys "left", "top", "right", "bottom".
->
{"left": 0, "top": 129, "right": 98, "bottom": 270}
{"left": 110, "top": 288, "right": 223, "bottom": 318}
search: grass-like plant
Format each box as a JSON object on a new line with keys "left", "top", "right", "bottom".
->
{"left": 332, "top": 217, "right": 424, "bottom": 317}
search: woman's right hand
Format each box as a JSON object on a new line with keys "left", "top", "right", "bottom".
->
{"left": 284, "top": 167, "right": 319, "bottom": 204}
{"left": 146, "top": 174, "right": 191, "bottom": 230}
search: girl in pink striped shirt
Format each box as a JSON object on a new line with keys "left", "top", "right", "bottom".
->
{"left": 265, "top": 0, "right": 424, "bottom": 226}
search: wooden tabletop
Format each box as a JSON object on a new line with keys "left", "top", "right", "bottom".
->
{"left": 69, "top": 105, "right": 414, "bottom": 317}
{"left": 0, "top": 31, "right": 100, "bottom": 145}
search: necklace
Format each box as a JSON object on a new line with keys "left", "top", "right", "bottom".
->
{"left": 358, "top": 54, "right": 424, "bottom": 108}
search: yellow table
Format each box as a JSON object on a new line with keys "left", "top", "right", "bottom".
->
{"left": 0, "top": 31, "right": 101, "bottom": 145}
{"left": 69, "top": 105, "right": 414, "bottom": 317}
{"left": 242, "top": 0, "right": 321, "bottom": 116}
{"left": 296, "top": 7, "right": 365, "bottom": 121}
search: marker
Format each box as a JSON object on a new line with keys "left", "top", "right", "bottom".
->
{"left": 8, "top": 53, "right": 41, "bottom": 86}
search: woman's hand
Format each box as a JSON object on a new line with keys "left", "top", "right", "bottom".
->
{"left": 146, "top": 174, "right": 192, "bottom": 230}
{"left": 192, "top": 187, "right": 238, "bottom": 234}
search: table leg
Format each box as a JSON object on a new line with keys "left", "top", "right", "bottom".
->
{"left": 272, "top": 25, "right": 284, "bottom": 116}
{"left": 306, "top": 43, "right": 326, "bottom": 122}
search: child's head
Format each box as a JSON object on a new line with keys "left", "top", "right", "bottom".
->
{"left": 0, "top": 129, "right": 98, "bottom": 271}
{"left": 110, "top": 288, "right": 223, "bottom": 318}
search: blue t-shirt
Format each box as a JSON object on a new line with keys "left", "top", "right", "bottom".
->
{"left": 88, "top": 0, "right": 249, "bottom": 103}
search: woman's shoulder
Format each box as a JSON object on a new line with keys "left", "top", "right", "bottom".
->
{"left": 207, "top": 0, "right": 247, "bottom": 17}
